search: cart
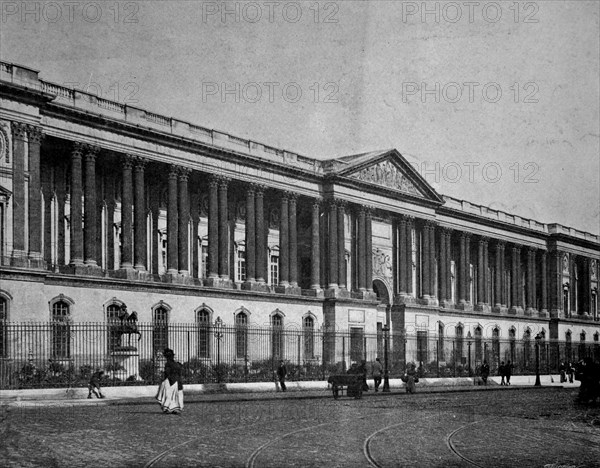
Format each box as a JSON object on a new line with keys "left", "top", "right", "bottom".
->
{"left": 327, "top": 374, "right": 363, "bottom": 399}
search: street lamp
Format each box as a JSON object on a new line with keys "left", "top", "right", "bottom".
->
{"left": 467, "top": 331, "right": 473, "bottom": 377}
{"left": 534, "top": 333, "right": 541, "bottom": 386}
{"left": 214, "top": 316, "right": 223, "bottom": 383}
{"left": 383, "top": 324, "right": 390, "bottom": 392}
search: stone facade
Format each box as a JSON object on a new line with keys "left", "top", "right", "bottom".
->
{"left": 0, "top": 61, "right": 599, "bottom": 361}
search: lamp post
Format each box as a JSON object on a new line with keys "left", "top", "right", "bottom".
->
{"left": 214, "top": 316, "right": 223, "bottom": 383}
{"left": 534, "top": 333, "right": 541, "bottom": 386}
{"left": 383, "top": 324, "right": 390, "bottom": 392}
{"left": 467, "top": 331, "right": 473, "bottom": 377}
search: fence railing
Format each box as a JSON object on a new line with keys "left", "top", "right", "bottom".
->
{"left": 0, "top": 322, "right": 598, "bottom": 389}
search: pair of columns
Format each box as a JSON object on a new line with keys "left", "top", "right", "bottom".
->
{"left": 11, "top": 122, "right": 43, "bottom": 267}
{"left": 241, "top": 184, "right": 267, "bottom": 287}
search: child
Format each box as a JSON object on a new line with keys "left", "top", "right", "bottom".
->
{"left": 88, "top": 370, "right": 105, "bottom": 399}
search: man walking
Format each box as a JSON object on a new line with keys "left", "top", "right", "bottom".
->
{"left": 372, "top": 358, "right": 383, "bottom": 392}
{"left": 277, "top": 360, "right": 287, "bottom": 392}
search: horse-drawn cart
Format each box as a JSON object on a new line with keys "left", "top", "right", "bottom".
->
{"left": 327, "top": 374, "right": 363, "bottom": 399}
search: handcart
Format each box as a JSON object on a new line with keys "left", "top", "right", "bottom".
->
{"left": 327, "top": 374, "right": 363, "bottom": 399}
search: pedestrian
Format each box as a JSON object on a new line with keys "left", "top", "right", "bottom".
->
{"left": 499, "top": 361, "right": 506, "bottom": 385}
{"left": 506, "top": 360, "right": 514, "bottom": 385}
{"left": 559, "top": 362, "right": 566, "bottom": 383}
{"left": 480, "top": 360, "right": 490, "bottom": 385}
{"left": 156, "top": 348, "right": 184, "bottom": 414}
{"left": 359, "top": 360, "right": 369, "bottom": 391}
{"left": 87, "top": 370, "right": 105, "bottom": 399}
{"left": 277, "top": 360, "right": 287, "bottom": 392}
{"left": 405, "top": 363, "right": 418, "bottom": 394}
{"left": 372, "top": 357, "right": 383, "bottom": 392}
{"left": 568, "top": 362, "right": 574, "bottom": 383}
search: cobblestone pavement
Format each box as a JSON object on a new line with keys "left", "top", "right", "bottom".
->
{"left": 1, "top": 387, "right": 599, "bottom": 467}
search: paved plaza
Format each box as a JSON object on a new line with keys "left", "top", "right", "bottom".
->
{"left": 1, "top": 387, "right": 599, "bottom": 467}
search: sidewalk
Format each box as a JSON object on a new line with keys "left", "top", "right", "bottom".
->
{"left": 0, "top": 374, "right": 580, "bottom": 408}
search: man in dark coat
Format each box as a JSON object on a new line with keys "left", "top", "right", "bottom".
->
{"left": 277, "top": 360, "right": 287, "bottom": 392}
{"left": 480, "top": 360, "right": 490, "bottom": 385}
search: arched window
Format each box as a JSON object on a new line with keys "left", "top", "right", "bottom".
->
{"left": 51, "top": 300, "right": 71, "bottom": 358}
{"left": 509, "top": 328, "right": 516, "bottom": 363}
{"left": 0, "top": 294, "right": 8, "bottom": 358}
{"left": 106, "top": 302, "right": 123, "bottom": 352}
{"left": 438, "top": 322, "right": 445, "bottom": 361}
{"left": 474, "top": 326, "right": 482, "bottom": 363}
{"left": 455, "top": 324, "right": 464, "bottom": 363}
{"left": 153, "top": 305, "right": 169, "bottom": 356}
{"left": 579, "top": 331, "right": 586, "bottom": 361}
{"left": 235, "top": 312, "right": 248, "bottom": 359}
{"left": 303, "top": 316, "right": 315, "bottom": 360}
{"left": 197, "top": 309, "right": 211, "bottom": 358}
{"left": 523, "top": 329, "right": 532, "bottom": 369}
{"left": 492, "top": 327, "right": 500, "bottom": 368}
{"left": 272, "top": 313, "right": 283, "bottom": 359}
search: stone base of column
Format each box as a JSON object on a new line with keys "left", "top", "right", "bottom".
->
{"left": 418, "top": 296, "right": 438, "bottom": 306}
{"left": 474, "top": 304, "right": 491, "bottom": 313}
{"left": 303, "top": 288, "right": 325, "bottom": 298}
{"left": 361, "top": 291, "right": 378, "bottom": 301}
{"left": 508, "top": 306, "right": 523, "bottom": 315}
{"left": 491, "top": 305, "right": 507, "bottom": 314}
{"left": 457, "top": 301, "right": 473, "bottom": 311}
{"left": 163, "top": 272, "right": 194, "bottom": 285}
{"left": 393, "top": 294, "right": 417, "bottom": 305}
{"left": 524, "top": 307, "right": 536, "bottom": 316}
{"left": 10, "top": 250, "right": 29, "bottom": 267}
{"left": 538, "top": 309, "right": 549, "bottom": 318}
{"left": 549, "top": 308, "right": 562, "bottom": 319}
{"left": 325, "top": 287, "right": 351, "bottom": 299}
{"left": 27, "top": 253, "right": 46, "bottom": 269}
{"left": 61, "top": 264, "right": 104, "bottom": 277}
{"left": 582, "top": 313, "right": 593, "bottom": 321}
{"left": 204, "top": 277, "right": 234, "bottom": 288}
{"left": 274, "top": 285, "right": 302, "bottom": 295}
{"left": 440, "top": 299, "right": 454, "bottom": 309}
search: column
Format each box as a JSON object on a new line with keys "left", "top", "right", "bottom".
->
{"left": 255, "top": 186, "right": 266, "bottom": 284}
{"left": 509, "top": 244, "right": 520, "bottom": 313}
{"left": 133, "top": 157, "right": 148, "bottom": 271}
{"left": 41, "top": 162, "right": 53, "bottom": 266}
{"left": 357, "top": 207, "right": 366, "bottom": 291}
{"left": 11, "top": 122, "right": 27, "bottom": 261}
{"left": 289, "top": 193, "right": 298, "bottom": 288}
{"left": 483, "top": 239, "right": 489, "bottom": 305}
{"left": 218, "top": 178, "right": 229, "bottom": 279}
{"left": 422, "top": 222, "right": 431, "bottom": 298}
{"left": 337, "top": 201, "right": 346, "bottom": 289}
{"left": 405, "top": 217, "right": 413, "bottom": 296}
{"left": 494, "top": 241, "right": 505, "bottom": 309}
{"left": 365, "top": 208, "right": 373, "bottom": 292}
{"left": 106, "top": 179, "right": 115, "bottom": 271}
{"left": 279, "top": 193, "right": 289, "bottom": 287}
{"left": 56, "top": 164, "right": 66, "bottom": 267}
{"left": 208, "top": 176, "right": 219, "bottom": 278}
{"left": 516, "top": 246, "right": 524, "bottom": 310}
{"left": 311, "top": 199, "right": 321, "bottom": 290}
{"left": 166, "top": 165, "right": 179, "bottom": 275}
{"left": 69, "top": 143, "right": 84, "bottom": 266}
{"left": 458, "top": 232, "right": 467, "bottom": 305}
{"left": 95, "top": 167, "right": 104, "bottom": 268}
{"left": 149, "top": 189, "right": 160, "bottom": 275}
{"left": 328, "top": 201, "right": 338, "bottom": 288}
{"left": 477, "top": 237, "right": 485, "bottom": 307}
{"left": 465, "top": 233, "right": 471, "bottom": 304}
{"left": 525, "top": 247, "right": 536, "bottom": 313}
{"left": 428, "top": 222, "right": 436, "bottom": 299}
{"left": 444, "top": 229, "right": 452, "bottom": 303}
{"left": 244, "top": 185, "right": 256, "bottom": 285}
{"left": 83, "top": 146, "right": 99, "bottom": 267}
{"left": 582, "top": 258, "right": 591, "bottom": 316}
{"left": 439, "top": 228, "right": 447, "bottom": 303}
{"left": 540, "top": 250, "right": 548, "bottom": 315}
{"left": 178, "top": 168, "right": 190, "bottom": 276}
{"left": 548, "top": 250, "right": 562, "bottom": 317}
{"left": 120, "top": 156, "right": 134, "bottom": 270}
{"left": 190, "top": 191, "right": 199, "bottom": 279}
{"left": 398, "top": 216, "right": 408, "bottom": 295}
{"left": 27, "top": 126, "right": 43, "bottom": 266}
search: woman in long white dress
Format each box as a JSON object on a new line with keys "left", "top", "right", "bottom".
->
{"left": 156, "top": 348, "right": 184, "bottom": 414}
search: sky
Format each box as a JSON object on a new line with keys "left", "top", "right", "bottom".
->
{"left": 1, "top": 0, "right": 599, "bottom": 234}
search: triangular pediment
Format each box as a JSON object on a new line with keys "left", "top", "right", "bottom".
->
{"left": 326, "top": 149, "right": 442, "bottom": 203}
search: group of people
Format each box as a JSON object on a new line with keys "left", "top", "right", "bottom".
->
{"left": 559, "top": 361, "right": 576, "bottom": 383}
{"left": 499, "top": 360, "right": 514, "bottom": 385}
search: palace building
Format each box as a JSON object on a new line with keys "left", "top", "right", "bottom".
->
{"left": 0, "top": 62, "right": 599, "bottom": 376}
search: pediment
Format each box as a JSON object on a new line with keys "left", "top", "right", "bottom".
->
{"left": 346, "top": 159, "right": 422, "bottom": 196}
{"left": 331, "top": 149, "right": 442, "bottom": 203}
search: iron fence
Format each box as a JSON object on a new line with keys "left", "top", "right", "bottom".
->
{"left": 0, "top": 322, "right": 599, "bottom": 389}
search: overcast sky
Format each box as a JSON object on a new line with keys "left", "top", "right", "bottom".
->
{"left": 2, "top": 0, "right": 598, "bottom": 234}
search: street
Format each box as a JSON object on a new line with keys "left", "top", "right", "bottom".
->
{"left": 2, "top": 388, "right": 599, "bottom": 467}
